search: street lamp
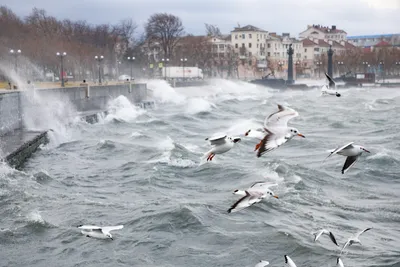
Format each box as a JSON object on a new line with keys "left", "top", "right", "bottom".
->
{"left": 116, "top": 60, "right": 121, "bottom": 79}
{"left": 56, "top": 52, "right": 67, "bottom": 87}
{"left": 180, "top": 58, "right": 187, "bottom": 80}
{"left": 95, "top": 55, "right": 104, "bottom": 84}
{"left": 127, "top": 56, "right": 135, "bottom": 81}
{"left": 162, "top": 58, "right": 169, "bottom": 80}
{"left": 337, "top": 61, "right": 344, "bottom": 76}
{"left": 295, "top": 61, "right": 300, "bottom": 78}
{"left": 362, "top": 61, "right": 369, "bottom": 72}
{"left": 316, "top": 61, "right": 322, "bottom": 78}
{"left": 379, "top": 61, "right": 385, "bottom": 83}
{"left": 10, "top": 49, "right": 22, "bottom": 73}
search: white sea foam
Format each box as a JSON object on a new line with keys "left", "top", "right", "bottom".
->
{"left": 104, "top": 95, "right": 146, "bottom": 123}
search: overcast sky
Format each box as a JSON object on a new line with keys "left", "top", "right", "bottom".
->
{"left": 2, "top": 0, "right": 399, "bottom": 37}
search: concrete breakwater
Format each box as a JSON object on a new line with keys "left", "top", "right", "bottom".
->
{"left": 0, "top": 83, "right": 151, "bottom": 168}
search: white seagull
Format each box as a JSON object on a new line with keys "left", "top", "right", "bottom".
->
{"left": 321, "top": 72, "right": 341, "bottom": 97}
{"left": 77, "top": 224, "right": 124, "bottom": 240}
{"left": 233, "top": 181, "right": 279, "bottom": 198}
{"left": 256, "top": 104, "right": 305, "bottom": 158}
{"left": 255, "top": 260, "right": 269, "bottom": 267}
{"left": 284, "top": 255, "right": 297, "bottom": 267}
{"left": 340, "top": 227, "right": 372, "bottom": 254}
{"left": 337, "top": 258, "right": 344, "bottom": 267}
{"left": 312, "top": 228, "right": 339, "bottom": 246}
{"left": 244, "top": 128, "right": 267, "bottom": 151}
{"left": 228, "top": 182, "right": 278, "bottom": 213}
{"left": 203, "top": 133, "right": 241, "bottom": 161}
{"left": 325, "top": 142, "right": 370, "bottom": 174}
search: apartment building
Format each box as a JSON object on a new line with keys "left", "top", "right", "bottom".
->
{"left": 265, "top": 33, "right": 303, "bottom": 73}
{"left": 209, "top": 34, "right": 232, "bottom": 57}
{"left": 347, "top": 34, "right": 400, "bottom": 47}
{"left": 299, "top": 25, "right": 347, "bottom": 41}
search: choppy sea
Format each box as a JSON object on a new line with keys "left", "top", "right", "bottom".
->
{"left": 1, "top": 79, "right": 400, "bottom": 267}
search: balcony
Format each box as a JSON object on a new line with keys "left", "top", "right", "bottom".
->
{"left": 257, "top": 63, "right": 267, "bottom": 68}
{"left": 239, "top": 55, "right": 247, "bottom": 59}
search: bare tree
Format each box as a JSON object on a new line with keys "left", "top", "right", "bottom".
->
{"left": 145, "top": 13, "right": 184, "bottom": 59}
{"left": 205, "top": 23, "right": 222, "bottom": 37}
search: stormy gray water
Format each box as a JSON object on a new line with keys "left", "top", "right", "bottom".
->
{"left": 1, "top": 79, "right": 400, "bottom": 267}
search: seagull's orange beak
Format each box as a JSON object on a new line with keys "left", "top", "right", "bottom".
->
{"left": 297, "top": 133, "right": 305, "bottom": 138}
{"left": 273, "top": 195, "right": 279, "bottom": 199}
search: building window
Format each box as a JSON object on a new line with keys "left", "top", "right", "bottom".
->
{"left": 242, "top": 43, "right": 245, "bottom": 48}
{"left": 235, "top": 43, "right": 238, "bottom": 48}
{"left": 257, "top": 34, "right": 259, "bottom": 38}
{"left": 249, "top": 43, "right": 252, "bottom": 48}
{"left": 249, "top": 34, "right": 252, "bottom": 38}
{"left": 267, "top": 43, "right": 271, "bottom": 48}
{"left": 242, "top": 34, "right": 245, "bottom": 39}
{"left": 257, "top": 44, "right": 259, "bottom": 48}
{"left": 235, "top": 35, "right": 238, "bottom": 39}
{"left": 267, "top": 52, "right": 270, "bottom": 57}
{"left": 304, "top": 48, "right": 307, "bottom": 52}
{"left": 249, "top": 52, "right": 252, "bottom": 57}
{"left": 314, "top": 47, "right": 319, "bottom": 52}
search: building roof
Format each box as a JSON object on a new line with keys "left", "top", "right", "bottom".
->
{"left": 318, "top": 39, "right": 331, "bottom": 47}
{"left": 347, "top": 33, "right": 400, "bottom": 39}
{"left": 343, "top": 41, "right": 356, "bottom": 49}
{"left": 302, "top": 38, "right": 317, "bottom": 46}
{"left": 375, "top": 40, "right": 391, "bottom": 47}
{"left": 300, "top": 24, "right": 347, "bottom": 35}
{"left": 231, "top": 25, "right": 267, "bottom": 33}
{"left": 331, "top": 41, "right": 344, "bottom": 48}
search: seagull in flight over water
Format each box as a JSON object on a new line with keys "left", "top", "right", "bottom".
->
{"left": 77, "top": 224, "right": 124, "bottom": 240}
{"left": 312, "top": 228, "right": 339, "bottom": 246}
{"left": 340, "top": 227, "right": 372, "bottom": 254}
{"left": 203, "top": 133, "right": 241, "bottom": 161}
{"left": 254, "top": 104, "right": 305, "bottom": 158}
{"left": 324, "top": 142, "right": 370, "bottom": 174}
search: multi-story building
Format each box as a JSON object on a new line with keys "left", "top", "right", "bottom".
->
{"left": 299, "top": 25, "right": 347, "bottom": 41}
{"left": 230, "top": 25, "right": 269, "bottom": 78}
{"left": 265, "top": 33, "right": 303, "bottom": 77}
{"left": 231, "top": 25, "right": 268, "bottom": 59}
{"left": 347, "top": 34, "right": 400, "bottom": 47}
{"left": 209, "top": 34, "right": 232, "bottom": 57}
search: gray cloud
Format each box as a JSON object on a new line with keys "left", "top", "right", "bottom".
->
{"left": 2, "top": 0, "right": 399, "bottom": 37}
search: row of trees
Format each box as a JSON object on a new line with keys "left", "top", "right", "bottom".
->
{"left": 1, "top": 5, "right": 399, "bottom": 82}
{"left": 0, "top": 6, "right": 136, "bottom": 81}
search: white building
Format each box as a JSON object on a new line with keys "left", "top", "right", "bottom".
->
{"left": 299, "top": 25, "right": 347, "bottom": 41}
{"left": 231, "top": 25, "right": 268, "bottom": 59}
{"left": 347, "top": 34, "right": 400, "bottom": 47}
{"left": 209, "top": 34, "right": 232, "bottom": 57}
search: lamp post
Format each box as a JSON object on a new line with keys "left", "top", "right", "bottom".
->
{"left": 278, "top": 61, "right": 283, "bottom": 77}
{"left": 56, "top": 52, "right": 67, "bottom": 87}
{"left": 362, "top": 61, "right": 369, "bottom": 73}
{"left": 316, "top": 61, "right": 322, "bottom": 78}
{"left": 295, "top": 61, "right": 300, "bottom": 78}
{"left": 337, "top": 61, "right": 344, "bottom": 76}
{"left": 396, "top": 62, "right": 400, "bottom": 76}
{"left": 162, "top": 58, "right": 169, "bottom": 80}
{"left": 379, "top": 61, "right": 385, "bottom": 83}
{"left": 10, "top": 49, "right": 21, "bottom": 73}
{"left": 116, "top": 60, "right": 121, "bottom": 80}
{"left": 180, "top": 58, "right": 187, "bottom": 80}
{"left": 94, "top": 55, "right": 104, "bottom": 84}
{"left": 127, "top": 56, "right": 135, "bottom": 80}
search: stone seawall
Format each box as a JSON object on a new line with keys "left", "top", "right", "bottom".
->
{"left": 0, "top": 83, "right": 149, "bottom": 168}
{"left": 0, "top": 83, "right": 147, "bottom": 136}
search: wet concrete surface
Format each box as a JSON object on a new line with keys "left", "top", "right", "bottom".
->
{"left": 0, "top": 129, "right": 48, "bottom": 168}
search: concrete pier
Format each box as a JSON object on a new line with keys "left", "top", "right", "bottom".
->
{"left": 0, "top": 83, "right": 153, "bottom": 169}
